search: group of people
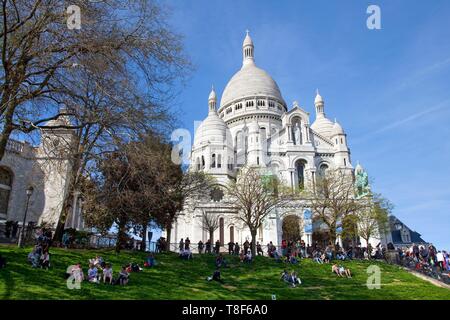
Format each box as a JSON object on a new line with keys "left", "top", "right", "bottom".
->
{"left": 28, "top": 244, "right": 50, "bottom": 269}
{"left": 197, "top": 239, "right": 221, "bottom": 254}
{"left": 155, "top": 237, "right": 167, "bottom": 253}
{"left": 398, "top": 244, "right": 450, "bottom": 278}
{"left": 67, "top": 255, "right": 142, "bottom": 286}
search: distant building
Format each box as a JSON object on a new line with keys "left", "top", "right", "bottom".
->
{"left": 384, "top": 215, "right": 428, "bottom": 247}
{"left": 0, "top": 111, "right": 85, "bottom": 239}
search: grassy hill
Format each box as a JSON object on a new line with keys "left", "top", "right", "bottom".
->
{"left": 0, "top": 244, "right": 449, "bottom": 300}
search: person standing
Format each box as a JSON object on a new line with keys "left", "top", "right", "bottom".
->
{"left": 185, "top": 237, "right": 191, "bottom": 250}
{"left": 228, "top": 241, "right": 234, "bottom": 255}
{"left": 257, "top": 242, "right": 263, "bottom": 256}
{"left": 198, "top": 240, "right": 204, "bottom": 254}
{"left": 205, "top": 239, "right": 211, "bottom": 254}
{"left": 234, "top": 242, "right": 240, "bottom": 255}
{"left": 215, "top": 240, "right": 221, "bottom": 254}
{"left": 179, "top": 238, "right": 184, "bottom": 252}
{"left": 243, "top": 240, "right": 250, "bottom": 255}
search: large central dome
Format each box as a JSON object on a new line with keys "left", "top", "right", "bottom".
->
{"left": 219, "top": 31, "right": 285, "bottom": 109}
{"left": 220, "top": 64, "right": 284, "bottom": 108}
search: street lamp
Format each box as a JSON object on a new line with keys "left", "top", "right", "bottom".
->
{"left": 18, "top": 186, "right": 34, "bottom": 248}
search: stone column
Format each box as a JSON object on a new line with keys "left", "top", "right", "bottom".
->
{"left": 304, "top": 124, "right": 311, "bottom": 143}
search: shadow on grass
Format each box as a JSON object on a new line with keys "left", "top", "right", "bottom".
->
{"left": 0, "top": 267, "right": 15, "bottom": 299}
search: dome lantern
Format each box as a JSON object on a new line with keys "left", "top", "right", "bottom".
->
{"left": 208, "top": 85, "right": 217, "bottom": 114}
{"left": 242, "top": 30, "right": 255, "bottom": 67}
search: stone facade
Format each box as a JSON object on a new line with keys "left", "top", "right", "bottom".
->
{"left": 166, "top": 32, "right": 356, "bottom": 249}
{"left": 0, "top": 115, "right": 83, "bottom": 234}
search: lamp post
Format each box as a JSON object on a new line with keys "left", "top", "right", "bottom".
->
{"left": 18, "top": 186, "right": 34, "bottom": 248}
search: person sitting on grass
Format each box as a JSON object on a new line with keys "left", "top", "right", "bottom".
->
{"left": 336, "top": 250, "right": 347, "bottom": 261}
{"left": 89, "top": 255, "right": 105, "bottom": 269}
{"left": 66, "top": 263, "right": 85, "bottom": 283}
{"left": 179, "top": 249, "right": 193, "bottom": 260}
{"left": 215, "top": 254, "right": 227, "bottom": 268}
{"left": 244, "top": 250, "right": 252, "bottom": 263}
{"left": 313, "top": 251, "right": 323, "bottom": 264}
{"left": 103, "top": 263, "right": 113, "bottom": 284}
{"left": 117, "top": 266, "right": 129, "bottom": 285}
{"left": 332, "top": 264, "right": 352, "bottom": 278}
{"left": 28, "top": 245, "right": 42, "bottom": 268}
{"left": 272, "top": 250, "right": 281, "bottom": 262}
{"left": 145, "top": 253, "right": 156, "bottom": 267}
{"left": 289, "top": 253, "right": 299, "bottom": 264}
{"left": 40, "top": 250, "right": 50, "bottom": 270}
{"left": 239, "top": 250, "right": 245, "bottom": 263}
{"left": 280, "top": 270, "right": 293, "bottom": 287}
{"left": 207, "top": 268, "right": 224, "bottom": 284}
{"left": 291, "top": 271, "right": 302, "bottom": 286}
{"left": 131, "top": 262, "right": 142, "bottom": 272}
{"left": 87, "top": 263, "right": 99, "bottom": 283}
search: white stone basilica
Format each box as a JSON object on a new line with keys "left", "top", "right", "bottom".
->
{"left": 167, "top": 32, "right": 354, "bottom": 249}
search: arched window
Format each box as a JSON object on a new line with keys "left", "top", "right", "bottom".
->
{"left": 0, "top": 167, "right": 12, "bottom": 218}
{"left": 201, "top": 155, "right": 205, "bottom": 169}
{"left": 219, "top": 217, "right": 224, "bottom": 245}
{"left": 319, "top": 163, "right": 328, "bottom": 177}
{"left": 295, "top": 160, "right": 306, "bottom": 190}
{"left": 229, "top": 226, "right": 234, "bottom": 243}
{"left": 211, "top": 154, "right": 216, "bottom": 168}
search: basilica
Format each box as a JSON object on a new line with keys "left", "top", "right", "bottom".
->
{"left": 166, "top": 31, "right": 363, "bottom": 249}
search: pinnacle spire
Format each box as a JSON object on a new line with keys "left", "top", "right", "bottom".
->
{"left": 242, "top": 30, "right": 255, "bottom": 67}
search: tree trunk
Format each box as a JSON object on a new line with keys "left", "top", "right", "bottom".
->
{"left": 53, "top": 135, "right": 83, "bottom": 242}
{"left": 329, "top": 230, "right": 337, "bottom": 252}
{"left": 141, "top": 224, "right": 147, "bottom": 252}
{"left": 366, "top": 239, "right": 372, "bottom": 260}
{"left": 115, "top": 216, "right": 127, "bottom": 253}
{"left": 0, "top": 94, "right": 19, "bottom": 161}
{"left": 165, "top": 224, "right": 172, "bottom": 252}
{"left": 250, "top": 230, "right": 257, "bottom": 257}
{"left": 209, "top": 230, "right": 214, "bottom": 245}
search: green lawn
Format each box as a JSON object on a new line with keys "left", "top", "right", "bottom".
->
{"left": 0, "top": 244, "right": 449, "bottom": 300}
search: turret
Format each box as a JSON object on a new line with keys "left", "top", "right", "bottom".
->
{"left": 208, "top": 86, "right": 217, "bottom": 114}
{"left": 242, "top": 30, "right": 255, "bottom": 67}
{"left": 314, "top": 89, "right": 325, "bottom": 118}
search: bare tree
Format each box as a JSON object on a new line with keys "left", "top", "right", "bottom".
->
{"left": 351, "top": 193, "right": 392, "bottom": 251}
{"left": 227, "top": 166, "right": 289, "bottom": 256}
{"left": 161, "top": 171, "right": 215, "bottom": 251}
{"left": 200, "top": 212, "right": 219, "bottom": 245}
{"left": 0, "top": 1, "right": 190, "bottom": 160}
{"left": 306, "top": 168, "right": 366, "bottom": 250}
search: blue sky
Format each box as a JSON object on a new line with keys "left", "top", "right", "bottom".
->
{"left": 164, "top": 0, "right": 450, "bottom": 250}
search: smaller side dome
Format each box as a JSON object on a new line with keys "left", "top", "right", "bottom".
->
{"left": 332, "top": 120, "right": 344, "bottom": 136}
